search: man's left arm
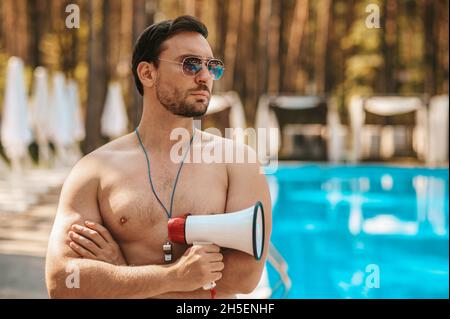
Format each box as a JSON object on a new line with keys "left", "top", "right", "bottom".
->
{"left": 155, "top": 143, "right": 272, "bottom": 298}
{"left": 210, "top": 143, "right": 272, "bottom": 295}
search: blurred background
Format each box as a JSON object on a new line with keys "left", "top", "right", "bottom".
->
{"left": 0, "top": 0, "right": 448, "bottom": 299}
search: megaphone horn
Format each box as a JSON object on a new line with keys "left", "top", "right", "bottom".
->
{"left": 168, "top": 201, "right": 265, "bottom": 260}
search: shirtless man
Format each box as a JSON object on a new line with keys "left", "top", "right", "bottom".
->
{"left": 45, "top": 15, "right": 272, "bottom": 299}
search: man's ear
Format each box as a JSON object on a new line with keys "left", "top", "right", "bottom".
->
{"left": 137, "top": 61, "right": 157, "bottom": 89}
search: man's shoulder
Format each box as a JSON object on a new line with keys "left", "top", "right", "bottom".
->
{"left": 200, "top": 130, "right": 256, "bottom": 156}
{"left": 199, "top": 130, "right": 260, "bottom": 171}
{"left": 70, "top": 133, "right": 136, "bottom": 176}
{"left": 91, "top": 132, "right": 137, "bottom": 155}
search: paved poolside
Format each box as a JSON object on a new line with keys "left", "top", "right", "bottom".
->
{"left": 0, "top": 187, "right": 60, "bottom": 299}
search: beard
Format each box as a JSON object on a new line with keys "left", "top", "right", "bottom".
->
{"left": 155, "top": 79, "right": 210, "bottom": 118}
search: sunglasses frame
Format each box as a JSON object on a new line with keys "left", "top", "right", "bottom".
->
{"left": 156, "top": 56, "right": 225, "bottom": 80}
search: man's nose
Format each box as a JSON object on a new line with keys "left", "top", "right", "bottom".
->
{"left": 195, "top": 64, "right": 212, "bottom": 84}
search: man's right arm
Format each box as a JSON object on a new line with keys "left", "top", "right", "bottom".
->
{"left": 45, "top": 155, "right": 182, "bottom": 298}
{"left": 45, "top": 155, "right": 223, "bottom": 298}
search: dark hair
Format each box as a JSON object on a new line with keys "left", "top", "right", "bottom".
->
{"left": 131, "top": 15, "right": 208, "bottom": 95}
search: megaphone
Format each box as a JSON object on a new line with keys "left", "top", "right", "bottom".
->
{"left": 168, "top": 201, "right": 265, "bottom": 291}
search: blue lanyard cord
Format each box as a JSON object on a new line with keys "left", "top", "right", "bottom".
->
{"left": 135, "top": 128, "right": 194, "bottom": 219}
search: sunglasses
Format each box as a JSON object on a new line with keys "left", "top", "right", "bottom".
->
{"left": 157, "top": 56, "right": 225, "bottom": 80}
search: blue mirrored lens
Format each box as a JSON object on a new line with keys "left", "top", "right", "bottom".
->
{"left": 183, "top": 58, "right": 203, "bottom": 75}
{"left": 208, "top": 60, "right": 224, "bottom": 80}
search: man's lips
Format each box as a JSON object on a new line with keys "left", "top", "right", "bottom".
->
{"left": 190, "top": 91, "right": 210, "bottom": 98}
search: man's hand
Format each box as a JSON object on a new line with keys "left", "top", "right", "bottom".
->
{"left": 171, "top": 244, "right": 224, "bottom": 291}
{"left": 67, "top": 222, "right": 224, "bottom": 292}
{"left": 68, "top": 220, "right": 127, "bottom": 266}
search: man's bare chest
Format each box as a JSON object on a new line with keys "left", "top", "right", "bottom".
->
{"left": 97, "top": 161, "right": 228, "bottom": 244}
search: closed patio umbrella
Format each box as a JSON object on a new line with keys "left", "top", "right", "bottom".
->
{"left": 30, "top": 66, "right": 51, "bottom": 167}
{"left": 67, "top": 79, "right": 85, "bottom": 142}
{"left": 1, "top": 56, "right": 33, "bottom": 172}
{"left": 0, "top": 57, "right": 36, "bottom": 212}
{"left": 101, "top": 82, "right": 128, "bottom": 139}
{"left": 65, "top": 79, "right": 84, "bottom": 163}
{"left": 49, "top": 72, "right": 74, "bottom": 166}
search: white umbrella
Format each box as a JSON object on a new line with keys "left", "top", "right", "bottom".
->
{"left": 0, "top": 57, "right": 36, "bottom": 213}
{"left": 1, "top": 56, "right": 33, "bottom": 171}
{"left": 17, "top": 68, "right": 73, "bottom": 197}
{"left": 30, "top": 66, "right": 51, "bottom": 167}
{"left": 66, "top": 79, "right": 85, "bottom": 142}
{"left": 65, "top": 79, "right": 84, "bottom": 163}
{"left": 50, "top": 72, "right": 73, "bottom": 146}
{"left": 101, "top": 82, "right": 128, "bottom": 139}
{"left": 49, "top": 72, "right": 74, "bottom": 166}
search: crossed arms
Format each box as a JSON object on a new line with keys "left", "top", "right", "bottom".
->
{"left": 45, "top": 146, "right": 272, "bottom": 299}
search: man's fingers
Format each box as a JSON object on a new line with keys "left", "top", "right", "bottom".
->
{"left": 84, "top": 221, "right": 114, "bottom": 243}
{"left": 69, "top": 231, "right": 101, "bottom": 255}
{"left": 206, "top": 252, "right": 223, "bottom": 262}
{"left": 212, "top": 272, "right": 223, "bottom": 282}
{"left": 71, "top": 224, "right": 106, "bottom": 249}
{"left": 198, "top": 244, "right": 220, "bottom": 253}
{"left": 69, "top": 241, "right": 96, "bottom": 259}
{"left": 210, "top": 261, "right": 225, "bottom": 272}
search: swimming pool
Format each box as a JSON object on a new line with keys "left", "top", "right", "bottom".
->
{"left": 266, "top": 164, "right": 449, "bottom": 299}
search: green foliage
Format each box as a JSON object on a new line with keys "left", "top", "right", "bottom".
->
{"left": 343, "top": 0, "right": 383, "bottom": 101}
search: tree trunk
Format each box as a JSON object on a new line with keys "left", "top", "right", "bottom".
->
{"left": 107, "top": 0, "right": 122, "bottom": 81}
{"left": 284, "top": 0, "right": 309, "bottom": 92}
{"left": 212, "top": 0, "right": 228, "bottom": 93}
{"left": 268, "top": 0, "right": 281, "bottom": 93}
{"left": 223, "top": 0, "right": 241, "bottom": 91}
{"left": 314, "top": 0, "right": 331, "bottom": 94}
{"left": 84, "top": 0, "right": 108, "bottom": 153}
{"left": 437, "top": 0, "right": 449, "bottom": 93}
{"left": 379, "top": 0, "right": 398, "bottom": 93}
{"left": 118, "top": 0, "right": 133, "bottom": 127}
{"left": 1, "top": 0, "right": 29, "bottom": 62}
{"left": 241, "top": 0, "right": 256, "bottom": 125}
{"left": 257, "top": 0, "right": 271, "bottom": 98}
{"left": 27, "top": 0, "right": 46, "bottom": 68}
{"left": 184, "top": 0, "right": 196, "bottom": 16}
{"left": 129, "top": 0, "right": 152, "bottom": 128}
{"left": 423, "top": 0, "right": 437, "bottom": 95}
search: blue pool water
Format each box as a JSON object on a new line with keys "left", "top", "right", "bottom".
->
{"left": 266, "top": 165, "right": 449, "bottom": 299}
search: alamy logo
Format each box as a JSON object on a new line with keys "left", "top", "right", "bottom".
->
{"left": 365, "top": 4, "right": 380, "bottom": 29}
{"left": 65, "top": 261, "right": 80, "bottom": 288}
{"left": 365, "top": 264, "right": 380, "bottom": 288}
{"left": 65, "top": 4, "right": 80, "bottom": 29}
{"left": 169, "top": 120, "right": 279, "bottom": 174}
